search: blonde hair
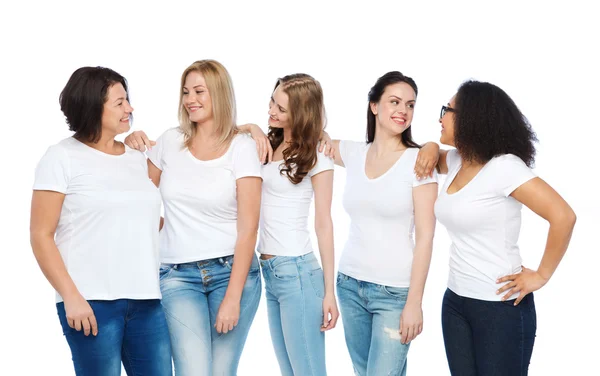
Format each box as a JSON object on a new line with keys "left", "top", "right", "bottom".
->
{"left": 267, "top": 73, "right": 325, "bottom": 184}
{"left": 178, "top": 60, "right": 237, "bottom": 149}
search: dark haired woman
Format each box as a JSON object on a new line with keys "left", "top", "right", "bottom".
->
{"left": 240, "top": 73, "right": 339, "bottom": 375}
{"left": 324, "top": 71, "right": 438, "bottom": 375}
{"left": 418, "top": 80, "right": 576, "bottom": 375}
{"left": 30, "top": 66, "right": 172, "bottom": 375}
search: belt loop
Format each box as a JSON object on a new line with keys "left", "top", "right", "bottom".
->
{"left": 173, "top": 264, "right": 179, "bottom": 270}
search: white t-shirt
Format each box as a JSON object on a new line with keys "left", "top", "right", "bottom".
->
{"left": 33, "top": 137, "right": 162, "bottom": 303}
{"left": 147, "top": 128, "right": 261, "bottom": 263}
{"left": 338, "top": 141, "right": 438, "bottom": 288}
{"left": 434, "top": 149, "right": 536, "bottom": 301}
{"left": 258, "top": 150, "right": 334, "bottom": 256}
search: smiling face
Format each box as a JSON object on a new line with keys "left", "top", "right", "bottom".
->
{"left": 101, "top": 83, "right": 133, "bottom": 136}
{"left": 439, "top": 95, "right": 457, "bottom": 146}
{"left": 370, "top": 82, "right": 416, "bottom": 137}
{"left": 182, "top": 71, "right": 213, "bottom": 124}
{"left": 268, "top": 84, "right": 290, "bottom": 129}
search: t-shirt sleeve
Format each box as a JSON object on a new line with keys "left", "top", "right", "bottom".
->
{"left": 445, "top": 149, "right": 461, "bottom": 171}
{"left": 339, "top": 140, "right": 364, "bottom": 167}
{"left": 411, "top": 148, "right": 438, "bottom": 187}
{"left": 33, "top": 144, "right": 70, "bottom": 194}
{"left": 309, "top": 150, "right": 334, "bottom": 177}
{"left": 233, "top": 135, "right": 262, "bottom": 179}
{"left": 494, "top": 154, "right": 537, "bottom": 196}
{"left": 146, "top": 131, "right": 167, "bottom": 171}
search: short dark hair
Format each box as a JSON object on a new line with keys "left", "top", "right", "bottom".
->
{"left": 59, "top": 67, "right": 129, "bottom": 143}
{"left": 367, "top": 71, "right": 420, "bottom": 148}
{"left": 453, "top": 80, "right": 537, "bottom": 167}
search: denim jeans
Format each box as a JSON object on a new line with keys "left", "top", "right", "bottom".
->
{"left": 159, "top": 254, "right": 261, "bottom": 376}
{"left": 336, "top": 272, "right": 410, "bottom": 376}
{"left": 260, "top": 252, "right": 326, "bottom": 376}
{"left": 441, "top": 288, "right": 537, "bottom": 376}
{"left": 56, "top": 299, "right": 172, "bottom": 376}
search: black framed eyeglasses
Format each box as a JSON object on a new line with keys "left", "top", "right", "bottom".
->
{"left": 440, "top": 105, "right": 455, "bottom": 119}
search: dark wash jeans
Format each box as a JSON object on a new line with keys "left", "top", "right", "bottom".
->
{"left": 57, "top": 299, "right": 172, "bottom": 376}
{"left": 441, "top": 288, "right": 536, "bottom": 376}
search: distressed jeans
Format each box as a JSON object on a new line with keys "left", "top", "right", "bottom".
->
{"left": 337, "top": 272, "right": 410, "bottom": 376}
{"left": 159, "top": 254, "right": 261, "bottom": 376}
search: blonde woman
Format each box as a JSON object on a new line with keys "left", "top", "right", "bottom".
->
{"left": 240, "top": 74, "right": 339, "bottom": 375}
{"left": 125, "top": 60, "right": 262, "bottom": 376}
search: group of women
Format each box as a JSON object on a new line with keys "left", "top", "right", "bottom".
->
{"left": 30, "top": 59, "right": 576, "bottom": 376}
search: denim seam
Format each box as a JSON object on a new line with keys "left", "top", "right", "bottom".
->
{"left": 519, "top": 306, "right": 525, "bottom": 376}
{"left": 162, "top": 307, "right": 211, "bottom": 347}
{"left": 122, "top": 344, "right": 137, "bottom": 376}
{"left": 298, "top": 260, "right": 316, "bottom": 376}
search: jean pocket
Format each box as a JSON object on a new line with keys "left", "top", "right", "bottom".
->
{"left": 309, "top": 268, "right": 325, "bottom": 299}
{"left": 382, "top": 285, "right": 409, "bottom": 301}
{"left": 159, "top": 264, "right": 173, "bottom": 280}
{"left": 271, "top": 259, "right": 299, "bottom": 281}
{"left": 336, "top": 272, "right": 345, "bottom": 286}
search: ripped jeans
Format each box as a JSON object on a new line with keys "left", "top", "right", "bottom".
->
{"left": 337, "top": 272, "right": 410, "bottom": 376}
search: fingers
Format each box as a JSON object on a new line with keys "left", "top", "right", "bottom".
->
{"left": 400, "top": 324, "right": 409, "bottom": 344}
{"left": 215, "top": 319, "right": 224, "bottom": 334}
{"left": 330, "top": 310, "right": 339, "bottom": 329}
{"left": 74, "top": 318, "right": 83, "bottom": 332}
{"left": 267, "top": 142, "right": 273, "bottom": 163}
{"left": 496, "top": 281, "right": 516, "bottom": 295}
{"left": 406, "top": 326, "right": 416, "bottom": 344}
{"left": 318, "top": 141, "right": 325, "bottom": 153}
{"left": 514, "top": 291, "right": 528, "bottom": 306}
{"left": 82, "top": 317, "right": 91, "bottom": 336}
{"left": 89, "top": 314, "right": 99, "bottom": 336}
{"left": 496, "top": 274, "right": 517, "bottom": 283}
{"left": 141, "top": 134, "right": 154, "bottom": 151}
{"left": 502, "top": 284, "right": 521, "bottom": 301}
{"left": 68, "top": 318, "right": 75, "bottom": 329}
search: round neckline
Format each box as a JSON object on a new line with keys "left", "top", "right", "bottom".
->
{"left": 72, "top": 137, "right": 128, "bottom": 158}
{"left": 185, "top": 136, "right": 237, "bottom": 164}
{"left": 362, "top": 144, "right": 410, "bottom": 182}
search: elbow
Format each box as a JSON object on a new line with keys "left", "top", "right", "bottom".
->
{"left": 314, "top": 216, "right": 333, "bottom": 236}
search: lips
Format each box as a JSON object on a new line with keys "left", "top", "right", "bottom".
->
{"left": 391, "top": 117, "right": 406, "bottom": 125}
{"left": 188, "top": 106, "right": 202, "bottom": 112}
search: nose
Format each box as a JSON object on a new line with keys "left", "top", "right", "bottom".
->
{"left": 125, "top": 100, "right": 134, "bottom": 113}
{"left": 185, "top": 93, "right": 197, "bottom": 105}
{"left": 268, "top": 106, "right": 276, "bottom": 117}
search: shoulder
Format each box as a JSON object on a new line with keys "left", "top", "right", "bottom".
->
{"left": 489, "top": 154, "right": 530, "bottom": 169}
{"left": 232, "top": 132, "right": 256, "bottom": 148}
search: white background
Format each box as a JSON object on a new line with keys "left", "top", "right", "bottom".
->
{"left": 1, "top": 0, "right": 597, "bottom": 374}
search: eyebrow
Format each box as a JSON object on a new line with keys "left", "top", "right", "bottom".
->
{"left": 271, "top": 96, "right": 287, "bottom": 111}
{"left": 389, "top": 95, "right": 415, "bottom": 103}
{"left": 113, "top": 97, "right": 126, "bottom": 103}
{"left": 183, "top": 85, "right": 206, "bottom": 90}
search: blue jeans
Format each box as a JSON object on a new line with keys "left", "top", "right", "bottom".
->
{"left": 442, "top": 288, "right": 537, "bottom": 375}
{"left": 260, "top": 252, "right": 326, "bottom": 376}
{"left": 56, "top": 299, "right": 172, "bottom": 376}
{"left": 336, "top": 272, "right": 410, "bottom": 376}
{"left": 159, "top": 254, "right": 261, "bottom": 376}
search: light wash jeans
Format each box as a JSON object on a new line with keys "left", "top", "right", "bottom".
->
{"left": 260, "top": 252, "right": 327, "bottom": 376}
{"left": 159, "top": 254, "right": 261, "bottom": 376}
{"left": 337, "top": 272, "right": 410, "bottom": 376}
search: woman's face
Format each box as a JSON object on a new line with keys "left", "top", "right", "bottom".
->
{"left": 101, "top": 83, "right": 133, "bottom": 136}
{"left": 268, "top": 84, "right": 290, "bottom": 129}
{"left": 439, "top": 95, "right": 457, "bottom": 146}
{"left": 370, "top": 82, "right": 416, "bottom": 137}
{"left": 182, "top": 71, "right": 213, "bottom": 123}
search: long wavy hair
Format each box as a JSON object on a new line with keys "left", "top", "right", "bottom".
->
{"left": 178, "top": 59, "right": 237, "bottom": 150}
{"left": 367, "top": 71, "right": 421, "bottom": 148}
{"left": 267, "top": 74, "right": 325, "bottom": 185}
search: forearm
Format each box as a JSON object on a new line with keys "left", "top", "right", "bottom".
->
{"left": 315, "top": 219, "right": 335, "bottom": 295}
{"left": 30, "top": 234, "right": 80, "bottom": 300}
{"left": 226, "top": 230, "right": 258, "bottom": 300}
{"left": 537, "top": 214, "right": 576, "bottom": 281}
{"left": 406, "top": 241, "right": 434, "bottom": 305}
